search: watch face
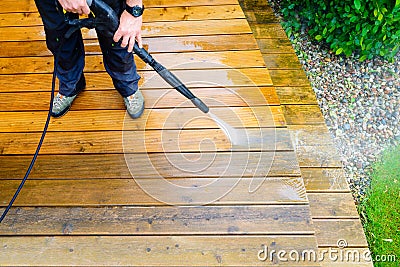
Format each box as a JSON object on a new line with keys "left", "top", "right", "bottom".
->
{"left": 131, "top": 6, "right": 143, "bottom": 17}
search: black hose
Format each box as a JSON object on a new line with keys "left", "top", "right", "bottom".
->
{"left": 0, "top": 39, "right": 63, "bottom": 223}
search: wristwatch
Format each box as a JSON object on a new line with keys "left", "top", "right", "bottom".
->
{"left": 125, "top": 4, "right": 145, "bottom": 17}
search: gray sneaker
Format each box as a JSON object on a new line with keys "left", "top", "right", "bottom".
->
{"left": 124, "top": 89, "right": 145, "bottom": 119}
{"left": 51, "top": 93, "right": 77, "bottom": 118}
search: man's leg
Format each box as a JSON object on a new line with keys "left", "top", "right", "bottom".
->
{"left": 34, "top": 0, "right": 86, "bottom": 117}
{"left": 96, "top": 29, "right": 144, "bottom": 119}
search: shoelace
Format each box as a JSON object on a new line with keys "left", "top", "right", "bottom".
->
{"left": 127, "top": 94, "right": 140, "bottom": 106}
{"left": 53, "top": 94, "right": 66, "bottom": 108}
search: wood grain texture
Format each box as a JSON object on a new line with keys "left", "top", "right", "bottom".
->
{"left": 0, "top": 178, "right": 308, "bottom": 206}
{"left": 308, "top": 193, "right": 359, "bottom": 218}
{"left": 0, "top": 236, "right": 318, "bottom": 266}
{"left": 274, "top": 86, "right": 318, "bottom": 104}
{"left": 0, "top": 152, "right": 300, "bottom": 179}
{"left": 0, "top": 68, "right": 273, "bottom": 92}
{"left": 301, "top": 168, "right": 350, "bottom": 192}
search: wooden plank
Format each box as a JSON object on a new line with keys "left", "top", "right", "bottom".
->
{"left": 308, "top": 193, "right": 359, "bottom": 218}
{"left": 0, "top": 0, "right": 240, "bottom": 13}
{"left": 296, "top": 145, "right": 342, "bottom": 168}
{"left": 282, "top": 105, "right": 325, "bottom": 125}
{"left": 0, "top": 19, "right": 252, "bottom": 42}
{"left": 243, "top": 10, "right": 279, "bottom": 24}
{"left": 269, "top": 69, "right": 311, "bottom": 87}
{"left": 0, "top": 50, "right": 266, "bottom": 74}
{"left": 0, "top": 128, "right": 292, "bottom": 154}
{"left": 238, "top": 0, "right": 273, "bottom": 11}
{"left": 0, "top": 106, "right": 286, "bottom": 132}
{"left": 0, "top": 5, "right": 245, "bottom": 27}
{"left": 0, "top": 177, "right": 308, "bottom": 206}
{"left": 0, "top": 68, "right": 273, "bottom": 92}
{"left": 0, "top": 236, "right": 318, "bottom": 266}
{"left": 0, "top": 205, "right": 313, "bottom": 235}
{"left": 287, "top": 125, "right": 334, "bottom": 147}
{"left": 301, "top": 168, "right": 350, "bottom": 192}
{"left": 313, "top": 219, "right": 368, "bottom": 247}
{"left": 0, "top": 87, "right": 280, "bottom": 112}
{"left": 250, "top": 24, "right": 287, "bottom": 39}
{"left": 256, "top": 38, "right": 295, "bottom": 54}
{"left": 0, "top": 151, "right": 300, "bottom": 179}
{"left": 0, "top": 34, "right": 259, "bottom": 57}
{"left": 275, "top": 86, "right": 318, "bottom": 104}
{"left": 262, "top": 54, "right": 303, "bottom": 69}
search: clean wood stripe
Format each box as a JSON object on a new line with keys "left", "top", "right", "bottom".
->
{"left": 0, "top": 68, "right": 273, "bottom": 92}
{"left": 0, "top": 128, "right": 293, "bottom": 154}
{"left": 301, "top": 168, "right": 350, "bottom": 192}
{"left": 0, "top": 236, "right": 318, "bottom": 266}
{"left": 0, "top": 87, "right": 280, "bottom": 111}
{"left": 0, "top": 34, "right": 259, "bottom": 57}
{"left": 0, "top": 205, "right": 313, "bottom": 235}
{"left": 0, "top": 151, "right": 301, "bottom": 179}
{"left": 0, "top": 177, "right": 307, "bottom": 206}
{"left": 0, "top": 0, "right": 240, "bottom": 13}
{"left": 0, "top": 50, "right": 266, "bottom": 74}
{"left": 0, "top": 19, "right": 252, "bottom": 41}
{"left": 0, "top": 106, "right": 286, "bottom": 132}
{"left": 0, "top": 5, "right": 245, "bottom": 27}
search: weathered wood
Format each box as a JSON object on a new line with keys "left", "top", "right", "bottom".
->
{"left": 0, "top": 205, "right": 313, "bottom": 235}
{"left": 250, "top": 24, "right": 287, "bottom": 39}
{"left": 0, "top": 128, "right": 292, "bottom": 154}
{"left": 269, "top": 69, "right": 311, "bottom": 87}
{"left": 0, "top": 19, "right": 252, "bottom": 42}
{"left": 296, "top": 145, "right": 342, "bottom": 168}
{"left": 0, "top": 177, "right": 307, "bottom": 206}
{"left": 0, "top": 34, "right": 259, "bottom": 57}
{"left": 0, "top": 0, "right": 240, "bottom": 13}
{"left": 243, "top": 10, "right": 279, "bottom": 24}
{"left": 256, "top": 38, "right": 295, "bottom": 54}
{"left": 275, "top": 86, "right": 318, "bottom": 104}
{"left": 0, "top": 236, "right": 318, "bottom": 266}
{"left": 0, "top": 5, "right": 245, "bottom": 27}
{"left": 0, "top": 68, "right": 273, "bottom": 92}
{"left": 238, "top": 0, "right": 273, "bottom": 11}
{"left": 313, "top": 219, "right": 368, "bottom": 247}
{"left": 0, "top": 152, "right": 300, "bottom": 179}
{"left": 282, "top": 105, "right": 325, "bottom": 125}
{"left": 262, "top": 54, "right": 303, "bottom": 69}
{"left": 287, "top": 125, "right": 334, "bottom": 147}
{"left": 308, "top": 193, "right": 359, "bottom": 218}
{"left": 0, "top": 107, "right": 286, "bottom": 132}
{"left": 0, "top": 50, "right": 266, "bottom": 74}
{"left": 0, "top": 87, "right": 280, "bottom": 112}
{"left": 301, "top": 168, "right": 350, "bottom": 192}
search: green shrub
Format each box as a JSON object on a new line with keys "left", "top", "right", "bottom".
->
{"left": 280, "top": 0, "right": 400, "bottom": 61}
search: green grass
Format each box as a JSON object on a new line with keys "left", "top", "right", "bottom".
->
{"left": 359, "top": 144, "right": 400, "bottom": 266}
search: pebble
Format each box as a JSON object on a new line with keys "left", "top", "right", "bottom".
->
{"left": 269, "top": 0, "right": 400, "bottom": 202}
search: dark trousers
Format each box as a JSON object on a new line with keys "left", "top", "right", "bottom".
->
{"left": 34, "top": 0, "right": 140, "bottom": 97}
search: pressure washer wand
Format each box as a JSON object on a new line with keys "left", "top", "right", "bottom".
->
{"left": 82, "top": 0, "right": 209, "bottom": 113}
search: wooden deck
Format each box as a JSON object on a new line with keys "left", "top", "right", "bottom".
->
{"left": 0, "top": 0, "right": 370, "bottom": 266}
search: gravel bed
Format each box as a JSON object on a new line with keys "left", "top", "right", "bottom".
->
{"left": 268, "top": 1, "right": 400, "bottom": 202}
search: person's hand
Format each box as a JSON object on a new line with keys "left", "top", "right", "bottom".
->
{"left": 58, "top": 0, "right": 90, "bottom": 15}
{"left": 113, "top": 11, "right": 143, "bottom": 52}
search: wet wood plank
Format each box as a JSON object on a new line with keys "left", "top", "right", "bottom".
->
{"left": 313, "top": 219, "right": 368, "bottom": 247}
{"left": 0, "top": 178, "right": 307, "bottom": 206}
{"left": 256, "top": 38, "right": 295, "bottom": 54}
{"left": 0, "top": 235, "right": 318, "bottom": 266}
{"left": 0, "top": 151, "right": 300, "bottom": 179}
{"left": 0, "top": 19, "right": 252, "bottom": 42}
{"left": 301, "top": 168, "right": 350, "bottom": 192}
{"left": 250, "top": 24, "right": 287, "bottom": 39}
{"left": 0, "top": 68, "right": 273, "bottom": 92}
{"left": 262, "top": 54, "right": 303, "bottom": 69}
{"left": 282, "top": 105, "right": 325, "bottom": 125}
{"left": 269, "top": 69, "right": 311, "bottom": 87}
{"left": 0, "top": 0, "right": 240, "bottom": 13}
{"left": 0, "top": 106, "right": 286, "bottom": 132}
{"left": 0, "top": 128, "right": 292, "bottom": 154}
{"left": 243, "top": 10, "right": 279, "bottom": 23}
{"left": 287, "top": 125, "right": 334, "bottom": 147}
{"left": 0, "top": 87, "right": 280, "bottom": 112}
{"left": 0, "top": 5, "right": 245, "bottom": 27}
{"left": 308, "top": 193, "right": 359, "bottom": 218}
{"left": 0, "top": 50, "right": 266, "bottom": 74}
{"left": 0, "top": 34, "right": 258, "bottom": 57}
{"left": 0, "top": 205, "right": 313, "bottom": 235}
{"left": 275, "top": 86, "right": 318, "bottom": 104}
